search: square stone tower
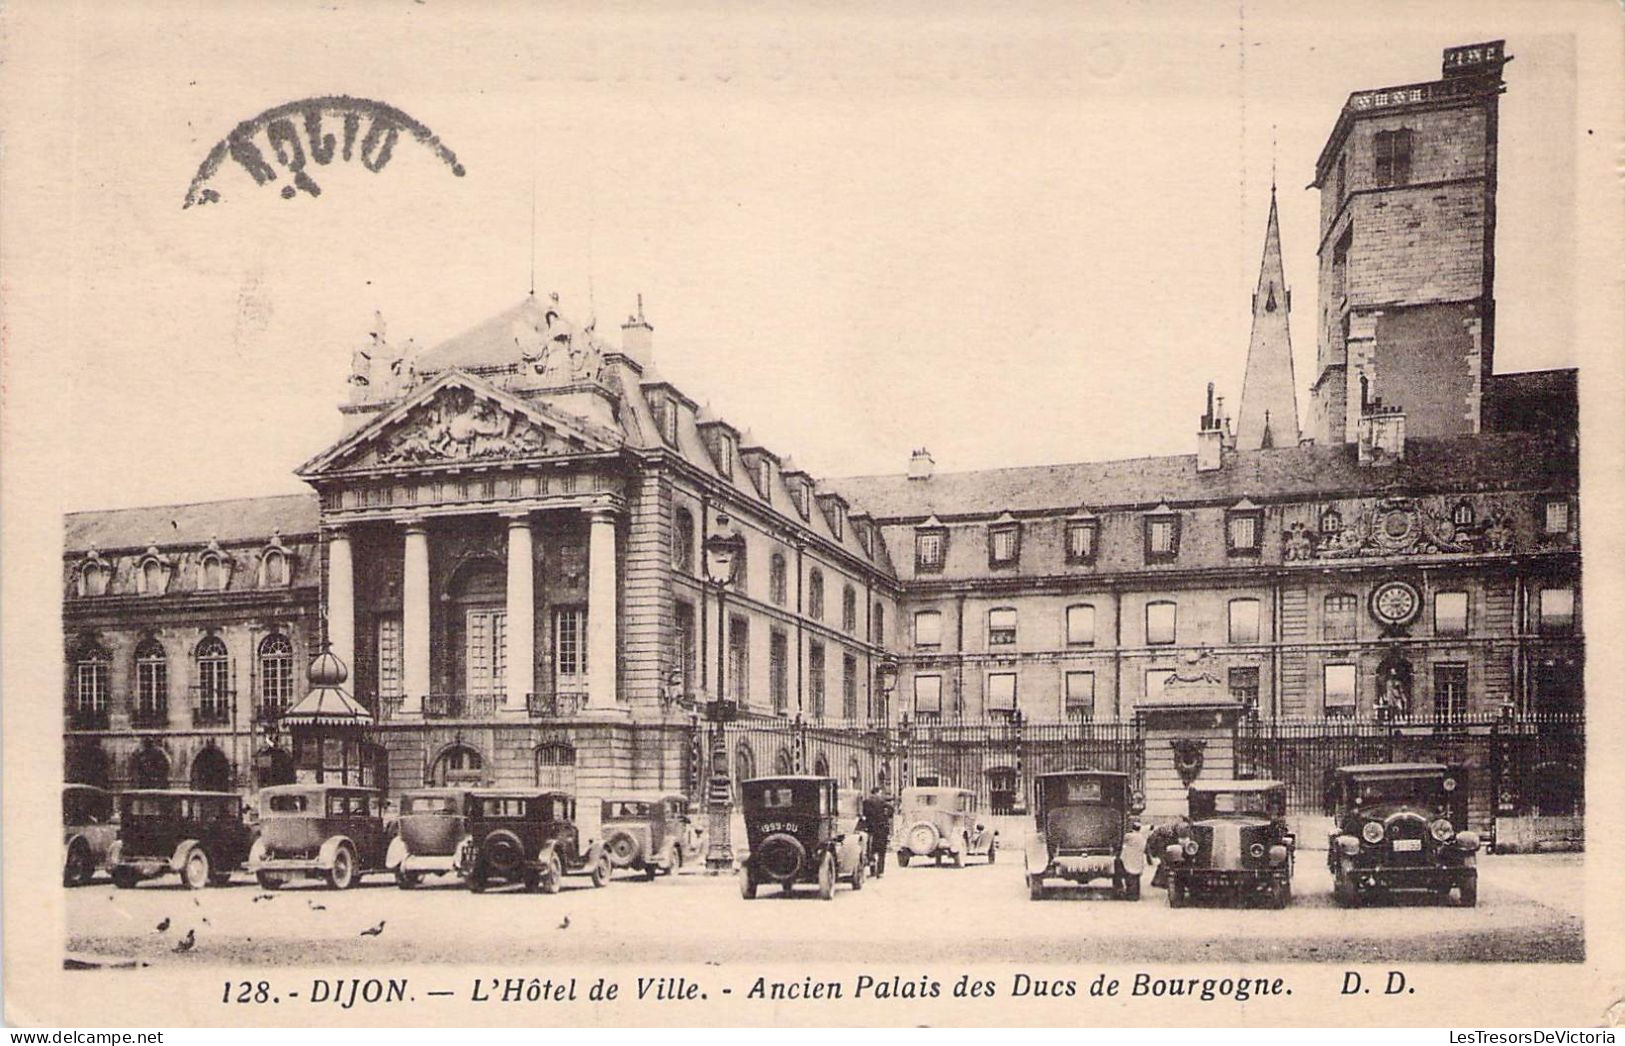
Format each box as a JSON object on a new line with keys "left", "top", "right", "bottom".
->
{"left": 1308, "top": 41, "right": 1511, "bottom": 445}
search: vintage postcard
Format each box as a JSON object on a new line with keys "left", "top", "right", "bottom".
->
{"left": 3, "top": 0, "right": 1622, "bottom": 1029}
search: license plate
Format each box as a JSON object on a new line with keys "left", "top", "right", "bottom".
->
{"left": 1392, "top": 839, "right": 1422, "bottom": 852}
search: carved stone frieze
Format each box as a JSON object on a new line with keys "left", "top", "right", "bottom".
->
{"left": 1284, "top": 495, "right": 1522, "bottom": 561}
{"left": 376, "top": 387, "right": 561, "bottom": 464}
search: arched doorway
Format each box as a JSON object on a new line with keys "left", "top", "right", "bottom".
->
{"left": 66, "top": 743, "right": 111, "bottom": 790}
{"left": 535, "top": 742, "right": 577, "bottom": 790}
{"left": 432, "top": 744, "right": 484, "bottom": 786}
{"left": 773, "top": 747, "right": 794, "bottom": 775}
{"left": 812, "top": 752, "right": 830, "bottom": 777}
{"left": 189, "top": 745, "right": 233, "bottom": 792}
{"left": 733, "top": 741, "right": 756, "bottom": 804}
{"left": 131, "top": 745, "right": 170, "bottom": 789}
{"left": 254, "top": 746, "right": 296, "bottom": 788}
{"left": 448, "top": 560, "right": 507, "bottom": 710}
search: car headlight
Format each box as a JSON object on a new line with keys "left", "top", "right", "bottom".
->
{"left": 1183, "top": 838, "right": 1200, "bottom": 856}
{"left": 1429, "top": 818, "right": 1455, "bottom": 843}
{"left": 1268, "top": 845, "right": 1289, "bottom": 866}
{"left": 1164, "top": 843, "right": 1184, "bottom": 863}
{"left": 1248, "top": 842, "right": 1266, "bottom": 860}
{"left": 1361, "top": 821, "right": 1385, "bottom": 845}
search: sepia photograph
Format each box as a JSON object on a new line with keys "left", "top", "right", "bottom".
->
{"left": 2, "top": 0, "right": 1621, "bottom": 1030}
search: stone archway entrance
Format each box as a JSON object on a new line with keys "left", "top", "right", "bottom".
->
{"left": 190, "top": 745, "right": 233, "bottom": 792}
{"left": 131, "top": 745, "right": 170, "bottom": 789}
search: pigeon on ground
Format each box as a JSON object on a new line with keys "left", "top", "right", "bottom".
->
{"left": 172, "top": 929, "right": 195, "bottom": 953}
{"left": 154, "top": 918, "right": 170, "bottom": 933}
{"left": 192, "top": 897, "right": 202, "bottom": 907}
{"left": 307, "top": 901, "right": 327, "bottom": 911}
{"left": 252, "top": 893, "right": 275, "bottom": 903}
{"left": 359, "top": 920, "right": 386, "bottom": 937}
{"left": 557, "top": 916, "right": 570, "bottom": 930}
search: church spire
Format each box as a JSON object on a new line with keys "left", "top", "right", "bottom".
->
{"left": 1235, "top": 187, "right": 1301, "bottom": 451}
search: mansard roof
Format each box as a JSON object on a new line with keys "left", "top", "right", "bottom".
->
{"left": 64, "top": 494, "right": 319, "bottom": 553}
{"left": 829, "top": 431, "right": 1576, "bottom": 523}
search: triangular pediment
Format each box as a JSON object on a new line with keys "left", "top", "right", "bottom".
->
{"left": 298, "top": 370, "right": 621, "bottom": 477}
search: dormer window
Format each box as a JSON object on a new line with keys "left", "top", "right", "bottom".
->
{"left": 1143, "top": 507, "right": 1181, "bottom": 563}
{"left": 258, "top": 532, "right": 293, "bottom": 588}
{"left": 786, "top": 477, "right": 811, "bottom": 521}
{"left": 915, "top": 519, "right": 947, "bottom": 573}
{"left": 718, "top": 436, "right": 735, "bottom": 479}
{"left": 755, "top": 459, "right": 772, "bottom": 504}
{"left": 77, "top": 550, "right": 112, "bottom": 597}
{"left": 198, "top": 539, "right": 233, "bottom": 592}
{"left": 136, "top": 548, "right": 173, "bottom": 596}
{"left": 1225, "top": 502, "right": 1263, "bottom": 556}
{"left": 828, "top": 502, "right": 845, "bottom": 540}
{"left": 987, "top": 516, "right": 1021, "bottom": 568}
{"left": 1065, "top": 514, "right": 1099, "bottom": 565}
{"left": 659, "top": 396, "right": 679, "bottom": 446}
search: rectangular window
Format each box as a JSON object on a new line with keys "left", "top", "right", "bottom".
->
{"left": 728, "top": 615, "right": 749, "bottom": 705}
{"left": 1434, "top": 591, "right": 1469, "bottom": 637}
{"left": 467, "top": 609, "right": 507, "bottom": 696}
{"left": 1066, "top": 521, "right": 1097, "bottom": 564}
{"left": 137, "top": 659, "right": 167, "bottom": 713}
{"left": 1434, "top": 663, "right": 1468, "bottom": 719}
{"left": 770, "top": 629, "right": 789, "bottom": 714}
{"left": 1228, "top": 666, "right": 1260, "bottom": 710}
{"left": 376, "top": 615, "right": 402, "bottom": 698}
{"left": 1146, "top": 601, "right": 1176, "bottom": 646}
{"left": 914, "top": 609, "right": 943, "bottom": 647}
{"left": 1324, "top": 593, "right": 1359, "bottom": 640}
{"left": 1065, "top": 604, "right": 1095, "bottom": 646}
{"left": 989, "top": 525, "right": 1020, "bottom": 566}
{"left": 554, "top": 607, "right": 585, "bottom": 678}
{"left": 1324, "top": 663, "right": 1357, "bottom": 712}
{"left": 76, "top": 662, "right": 109, "bottom": 712}
{"left": 808, "top": 640, "right": 826, "bottom": 718}
{"left": 985, "top": 672, "right": 1017, "bottom": 713}
{"left": 756, "top": 460, "right": 772, "bottom": 503}
{"left": 660, "top": 397, "right": 679, "bottom": 445}
{"left": 1539, "top": 587, "right": 1575, "bottom": 634}
{"left": 913, "top": 674, "right": 942, "bottom": 718}
{"left": 1544, "top": 499, "right": 1570, "bottom": 534}
{"left": 1145, "top": 668, "right": 1175, "bottom": 700}
{"left": 987, "top": 607, "right": 1017, "bottom": 647}
{"left": 1374, "top": 128, "right": 1413, "bottom": 188}
{"left": 674, "top": 601, "right": 695, "bottom": 697}
{"left": 1227, "top": 512, "right": 1261, "bottom": 554}
{"left": 915, "top": 530, "right": 945, "bottom": 572}
{"left": 1064, "top": 670, "right": 1095, "bottom": 720}
{"left": 1228, "top": 598, "right": 1260, "bottom": 645}
{"left": 1146, "top": 518, "right": 1176, "bottom": 557}
{"left": 842, "top": 654, "right": 858, "bottom": 719}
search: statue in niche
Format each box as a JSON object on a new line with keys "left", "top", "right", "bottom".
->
{"left": 1375, "top": 652, "right": 1413, "bottom": 718}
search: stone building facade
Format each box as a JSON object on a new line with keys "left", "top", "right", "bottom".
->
{"left": 60, "top": 40, "right": 1582, "bottom": 833}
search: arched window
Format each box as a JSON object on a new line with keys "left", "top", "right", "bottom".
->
{"left": 433, "top": 744, "right": 484, "bottom": 786}
{"left": 673, "top": 508, "right": 695, "bottom": 574}
{"left": 134, "top": 637, "right": 168, "bottom": 725}
{"left": 71, "top": 639, "right": 111, "bottom": 726}
{"left": 769, "top": 553, "right": 788, "bottom": 606}
{"left": 80, "top": 558, "right": 111, "bottom": 597}
{"left": 842, "top": 585, "right": 857, "bottom": 633}
{"left": 813, "top": 752, "right": 830, "bottom": 777}
{"left": 258, "top": 634, "right": 294, "bottom": 719}
{"left": 66, "top": 743, "right": 112, "bottom": 790}
{"left": 733, "top": 741, "right": 756, "bottom": 805}
{"left": 774, "top": 747, "right": 794, "bottom": 775}
{"left": 142, "top": 558, "right": 166, "bottom": 595}
{"left": 190, "top": 745, "right": 232, "bottom": 792}
{"left": 262, "top": 549, "right": 287, "bottom": 586}
{"left": 131, "top": 745, "right": 170, "bottom": 789}
{"left": 195, "top": 636, "right": 230, "bottom": 721}
{"left": 808, "top": 569, "right": 825, "bottom": 620}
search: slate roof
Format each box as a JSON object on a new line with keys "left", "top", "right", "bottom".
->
{"left": 830, "top": 431, "right": 1575, "bottom": 522}
{"left": 65, "top": 493, "right": 320, "bottom": 552}
{"left": 413, "top": 295, "right": 555, "bottom": 372}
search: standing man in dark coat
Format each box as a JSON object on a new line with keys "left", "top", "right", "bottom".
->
{"left": 861, "top": 787, "right": 894, "bottom": 878}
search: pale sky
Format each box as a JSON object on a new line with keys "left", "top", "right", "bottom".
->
{"left": 5, "top": 2, "right": 1586, "bottom": 512}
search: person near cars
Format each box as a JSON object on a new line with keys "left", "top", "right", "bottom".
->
{"left": 861, "top": 787, "right": 894, "bottom": 877}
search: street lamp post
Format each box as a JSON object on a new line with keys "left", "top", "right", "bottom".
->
{"left": 874, "top": 658, "right": 899, "bottom": 792}
{"left": 702, "top": 523, "right": 746, "bottom": 874}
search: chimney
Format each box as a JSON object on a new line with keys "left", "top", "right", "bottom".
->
{"left": 908, "top": 448, "right": 935, "bottom": 481}
{"left": 1197, "top": 384, "right": 1226, "bottom": 472}
{"left": 619, "top": 294, "right": 653, "bottom": 365}
{"left": 1358, "top": 404, "right": 1407, "bottom": 466}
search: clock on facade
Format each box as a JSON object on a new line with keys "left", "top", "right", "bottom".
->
{"left": 1369, "top": 580, "right": 1423, "bottom": 628}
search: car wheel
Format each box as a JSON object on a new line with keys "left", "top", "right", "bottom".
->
{"left": 1124, "top": 873, "right": 1142, "bottom": 902}
{"left": 592, "top": 853, "right": 613, "bottom": 888}
{"left": 851, "top": 856, "right": 865, "bottom": 891}
{"left": 182, "top": 848, "right": 212, "bottom": 891}
{"left": 326, "top": 844, "right": 356, "bottom": 890}
{"left": 817, "top": 852, "right": 835, "bottom": 900}
{"left": 1027, "top": 874, "right": 1044, "bottom": 901}
{"left": 1458, "top": 871, "right": 1478, "bottom": 908}
{"left": 897, "top": 850, "right": 910, "bottom": 868}
{"left": 64, "top": 841, "right": 93, "bottom": 887}
{"left": 1168, "top": 875, "right": 1186, "bottom": 908}
{"left": 541, "top": 854, "right": 564, "bottom": 895}
{"left": 396, "top": 870, "right": 422, "bottom": 890}
{"left": 112, "top": 867, "right": 139, "bottom": 890}
{"left": 739, "top": 869, "right": 757, "bottom": 900}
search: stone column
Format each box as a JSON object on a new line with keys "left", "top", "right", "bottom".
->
{"left": 402, "top": 520, "right": 431, "bottom": 716}
{"left": 504, "top": 513, "right": 536, "bottom": 712}
{"left": 585, "top": 508, "right": 619, "bottom": 709}
{"left": 326, "top": 528, "right": 356, "bottom": 680}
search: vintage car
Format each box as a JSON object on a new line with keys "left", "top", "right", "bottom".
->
{"left": 386, "top": 787, "right": 475, "bottom": 888}
{"left": 249, "top": 784, "right": 392, "bottom": 890}
{"left": 464, "top": 790, "right": 612, "bottom": 893}
{"left": 601, "top": 793, "right": 698, "bottom": 879}
{"left": 109, "top": 790, "right": 253, "bottom": 889}
{"left": 738, "top": 775, "right": 867, "bottom": 900}
{"left": 63, "top": 784, "right": 119, "bottom": 886}
{"left": 1159, "top": 779, "right": 1294, "bottom": 908}
{"left": 1023, "top": 769, "right": 1147, "bottom": 900}
{"left": 896, "top": 786, "right": 997, "bottom": 867}
{"left": 1326, "top": 763, "right": 1480, "bottom": 907}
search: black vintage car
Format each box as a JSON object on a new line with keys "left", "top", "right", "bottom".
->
{"left": 463, "top": 790, "right": 612, "bottom": 893}
{"left": 1158, "top": 779, "right": 1294, "bottom": 908}
{"left": 63, "top": 784, "right": 118, "bottom": 887}
{"left": 1327, "top": 763, "right": 1480, "bottom": 907}
{"left": 738, "top": 776, "right": 867, "bottom": 900}
{"left": 1021, "top": 770, "right": 1148, "bottom": 900}
{"left": 109, "top": 790, "right": 254, "bottom": 890}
